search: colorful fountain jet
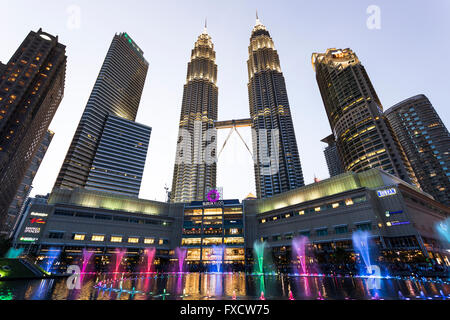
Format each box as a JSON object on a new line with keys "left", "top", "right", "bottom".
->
{"left": 292, "top": 236, "right": 309, "bottom": 275}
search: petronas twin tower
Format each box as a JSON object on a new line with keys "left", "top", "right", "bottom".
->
{"left": 170, "top": 27, "right": 218, "bottom": 203}
{"left": 170, "top": 17, "right": 305, "bottom": 202}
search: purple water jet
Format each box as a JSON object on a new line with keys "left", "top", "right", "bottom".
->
{"left": 175, "top": 247, "right": 187, "bottom": 273}
{"left": 292, "top": 236, "right": 309, "bottom": 275}
{"left": 113, "top": 248, "right": 127, "bottom": 274}
{"left": 81, "top": 249, "right": 94, "bottom": 274}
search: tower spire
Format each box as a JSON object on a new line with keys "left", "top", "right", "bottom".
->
{"left": 203, "top": 17, "right": 208, "bottom": 34}
{"left": 255, "top": 10, "right": 262, "bottom": 26}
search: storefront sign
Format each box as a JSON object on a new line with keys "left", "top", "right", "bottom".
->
{"left": 377, "top": 188, "right": 397, "bottom": 198}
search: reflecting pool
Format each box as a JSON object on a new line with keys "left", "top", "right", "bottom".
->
{"left": 0, "top": 273, "right": 449, "bottom": 300}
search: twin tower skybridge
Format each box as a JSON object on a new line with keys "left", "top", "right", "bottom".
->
{"left": 214, "top": 118, "right": 253, "bottom": 159}
{"left": 179, "top": 117, "right": 282, "bottom": 177}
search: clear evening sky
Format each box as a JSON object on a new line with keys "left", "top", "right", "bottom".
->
{"left": 1, "top": 0, "right": 449, "bottom": 201}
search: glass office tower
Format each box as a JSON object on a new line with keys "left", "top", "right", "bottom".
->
{"left": 55, "top": 33, "right": 150, "bottom": 197}
{"left": 85, "top": 115, "right": 151, "bottom": 197}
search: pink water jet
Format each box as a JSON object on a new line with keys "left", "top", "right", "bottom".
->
{"left": 260, "top": 292, "right": 266, "bottom": 300}
{"left": 317, "top": 291, "right": 324, "bottom": 300}
{"left": 143, "top": 248, "right": 156, "bottom": 273}
{"left": 232, "top": 290, "right": 237, "bottom": 300}
{"left": 175, "top": 247, "right": 187, "bottom": 273}
{"left": 113, "top": 248, "right": 127, "bottom": 274}
{"left": 292, "top": 236, "right": 310, "bottom": 275}
{"left": 81, "top": 249, "right": 94, "bottom": 274}
{"left": 289, "top": 290, "right": 294, "bottom": 300}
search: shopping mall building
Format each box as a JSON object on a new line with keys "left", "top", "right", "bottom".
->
{"left": 12, "top": 169, "right": 450, "bottom": 269}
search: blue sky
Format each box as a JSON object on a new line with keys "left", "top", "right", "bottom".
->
{"left": 2, "top": 0, "right": 449, "bottom": 201}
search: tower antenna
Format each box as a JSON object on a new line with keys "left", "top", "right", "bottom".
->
{"left": 203, "top": 17, "right": 208, "bottom": 34}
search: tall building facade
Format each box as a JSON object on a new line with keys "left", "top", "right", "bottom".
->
{"left": 321, "top": 134, "right": 345, "bottom": 177}
{"left": 85, "top": 115, "right": 151, "bottom": 197}
{"left": 385, "top": 94, "right": 450, "bottom": 206}
{"left": 0, "top": 29, "right": 66, "bottom": 234}
{"left": 54, "top": 32, "right": 149, "bottom": 197}
{"left": 247, "top": 17, "right": 304, "bottom": 199}
{"left": 170, "top": 27, "right": 218, "bottom": 203}
{"left": 5, "top": 130, "right": 54, "bottom": 237}
{"left": 312, "top": 48, "right": 417, "bottom": 186}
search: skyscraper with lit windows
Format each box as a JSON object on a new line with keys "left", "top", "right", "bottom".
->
{"left": 0, "top": 29, "right": 66, "bottom": 234}
{"left": 6, "top": 130, "right": 54, "bottom": 237}
{"left": 312, "top": 48, "right": 418, "bottom": 186}
{"left": 385, "top": 94, "right": 450, "bottom": 206}
{"left": 54, "top": 32, "right": 150, "bottom": 197}
{"left": 247, "top": 16, "right": 305, "bottom": 199}
{"left": 170, "top": 26, "right": 218, "bottom": 203}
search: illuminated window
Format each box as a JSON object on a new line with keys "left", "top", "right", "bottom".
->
{"left": 345, "top": 198, "right": 354, "bottom": 206}
{"left": 144, "top": 238, "right": 155, "bottom": 244}
{"left": 261, "top": 219, "right": 266, "bottom": 224}
{"left": 111, "top": 236, "right": 123, "bottom": 243}
{"left": 202, "top": 247, "right": 225, "bottom": 261}
{"left": 158, "top": 239, "right": 163, "bottom": 245}
{"left": 229, "top": 228, "right": 239, "bottom": 235}
{"left": 185, "top": 209, "right": 202, "bottom": 216}
{"left": 202, "top": 237, "right": 223, "bottom": 245}
{"left": 224, "top": 237, "right": 244, "bottom": 244}
{"left": 314, "top": 207, "right": 321, "bottom": 212}
{"left": 181, "top": 238, "right": 201, "bottom": 245}
{"left": 224, "top": 248, "right": 245, "bottom": 261}
{"left": 224, "top": 207, "right": 242, "bottom": 215}
{"left": 298, "top": 210, "right": 304, "bottom": 215}
{"left": 332, "top": 203, "right": 339, "bottom": 208}
{"left": 91, "top": 235, "right": 105, "bottom": 242}
{"left": 204, "top": 208, "right": 222, "bottom": 215}
{"left": 128, "top": 237, "right": 139, "bottom": 243}
{"left": 186, "top": 248, "right": 201, "bottom": 261}
{"left": 73, "top": 234, "right": 85, "bottom": 241}
{"left": 386, "top": 222, "right": 392, "bottom": 227}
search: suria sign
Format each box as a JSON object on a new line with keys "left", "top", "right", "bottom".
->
{"left": 377, "top": 188, "right": 397, "bottom": 198}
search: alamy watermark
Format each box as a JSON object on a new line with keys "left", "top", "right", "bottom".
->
{"left": 366, "top": 5, "right": 381, "bottom": 30}
{"left": 174, "top": 121, "right": 281, "bottom": 175}
{"left": 367, "top": 264, "right": 381, "bottom": 290}
{"left": 66, "top": 5, "right": 82, "bottom": 30}
{"left": 66, "top": 265, "right": 81, "bottom": 289}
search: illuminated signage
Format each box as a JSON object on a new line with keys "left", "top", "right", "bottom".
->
{"left": 24, "top": 227, "right": 41, "bottom": 234}
{"left": 19, "top": 237, "right": 38, "bottom": 242}
{"left": 207, "top": 189, "right": 220, "bottom": 202}
{"left": 30, "top": 218, "right": 46, "bottom": 224}
{"left": 202, "top": 201, "right": 224, "bottom": 207}
{"left": 30, "top": 212, "right": 48, "bottom": 217}
{"left": 391, "top": 221, "right": 410, "bottom": 226}
{"left": 377, "top": 188, "right": 397, "bottom": 198}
